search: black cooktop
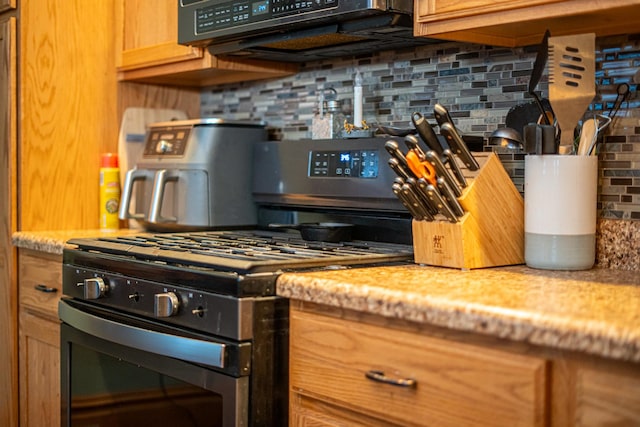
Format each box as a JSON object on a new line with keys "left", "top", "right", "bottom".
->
{"left": 67, "top": 230, "right": 414, "bottom": 274}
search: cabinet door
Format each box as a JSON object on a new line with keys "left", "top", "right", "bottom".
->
{"left": 20, "top": 0, "right": 120, "bottom": 230}
{"left": 0, "top": 0, "right": 16, "bottom": 12}
{"left": 19, "top": 310, "right": 61, "bottom": 427}
{"left": 291, "top": 307, "right": 548, "bottom": 427}
{"left": 0, "top": 16, "right": 18, "bottom": 427}
{"left": 117, "top": 0, "right": 203, "bottom": 70}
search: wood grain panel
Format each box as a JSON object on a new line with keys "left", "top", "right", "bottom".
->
{"left": 0, "top": 16, "right": 18, "bottom": 427}
{"left": 18, "top": 251, "right": 62, "bottom": 319}
{"left": 19, "top": 310, "right": 61, "bottom": 427}
{"left": 117, "top": 0, "right": 203, "bottom": 70}
{"left": 19, "top": 0, "right": 119, "bottom": 230}
{"left": 290, "top": 307, "right": 548, "bottom": 427}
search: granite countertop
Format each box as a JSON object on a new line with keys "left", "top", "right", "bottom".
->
{"left": 277, "top": 264, "right": 640, "bottom": 363}
{"left": 12, "top": 229, "right": 140, "bottom": 254}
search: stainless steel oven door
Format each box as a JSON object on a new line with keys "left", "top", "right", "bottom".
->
{"left": 59, "top": 298, "right": 249, "bottom": 427}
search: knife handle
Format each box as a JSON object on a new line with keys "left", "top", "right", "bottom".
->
{"left": 403, "top": 134, "right": 426, "bottom": 159}
{"left": 443, "top": 149, "right": 467, "bottom": 188}
{"left": 392, "top": 183, "right": 424, "bottom": 220}
{"left": 425, "top": 184, "right": 458, "bottom": 223}
{"left": 412, "top": 112, "right": 444, "bottom": 156}
{"left": 402, "top": 182, "right": 435, "bottom": 221}
{"left": 410, "top": 177, "right": 438, "bottom": 216}
{"left": 424, "top": 150, "right": 462, "bottom": 197}
{"left": 433, "top": 103, "right": 455, "bottom": 129}
{"left": 440, "top": 123, "right": 480, "bottom": 171}
{"left": 436, "top": 177, "right": 464, "bottom": 218}
{"left": 388, "top": 157, "right": 412, "bottom": 181}
{"left": 384, "top": 140, "right": 415, "bottom": 177}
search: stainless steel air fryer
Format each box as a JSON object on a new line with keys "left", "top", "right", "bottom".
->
{"left": 119, "top": 118, "right": 266, "bottom": 231}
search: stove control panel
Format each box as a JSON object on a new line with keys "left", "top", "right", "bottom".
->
{"left": 309, "top": 149, "right": 379, "bottom": 178}
{"left": 62, "top": 264, "right": 262, "bottom": 341}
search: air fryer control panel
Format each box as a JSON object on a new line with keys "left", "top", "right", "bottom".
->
{"left": 143, "top": 125, "right": 191, "bottom": 156}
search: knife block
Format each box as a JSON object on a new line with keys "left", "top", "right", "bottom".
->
{"left": 412, "top": 152, "right": 524, "bottom": 269}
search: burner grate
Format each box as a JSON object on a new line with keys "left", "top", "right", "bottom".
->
{"left": 68, "top": 230, "right": 413, "bottom": 273}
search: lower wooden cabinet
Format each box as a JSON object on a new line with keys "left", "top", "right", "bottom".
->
{"left": 290, "top": 302, "right": 640, "bottom": 427}
{"left": 18, "top": 249, "right": 62, "bottom": 427}
{"left": 290, "top": 304, "right": 548, "bottom": 427}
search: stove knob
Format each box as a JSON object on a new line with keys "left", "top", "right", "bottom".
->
{"left": 78, "top": 277, "right": 108, "bottom": 300}
{"left": 154, "top": 292, "right": 180, "bottom": 318}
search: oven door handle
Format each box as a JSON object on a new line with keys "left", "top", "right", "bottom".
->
{"left": 58, "top": 300, "right": 226, "bottom": 368}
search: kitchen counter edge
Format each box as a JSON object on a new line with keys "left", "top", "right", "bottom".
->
{"left": 277, "top": 264, "right": 640, "bottom": 363}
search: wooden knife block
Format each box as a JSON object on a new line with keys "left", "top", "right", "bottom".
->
{"left": 412, "top": 152, "right": 524, "bottom": 269}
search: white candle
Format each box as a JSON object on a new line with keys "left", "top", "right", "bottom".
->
{"left": 353, "top": 70, "right": 363, "bottom": 127}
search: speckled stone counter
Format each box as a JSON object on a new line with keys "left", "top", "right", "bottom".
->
{"left": 277, "top": 264, "right": 640, "bottom": 362}
{"left": 12, "top": 229, "right": 140, "bottom": 255}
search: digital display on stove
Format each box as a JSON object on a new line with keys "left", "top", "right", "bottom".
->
{"left": 309, "top": 150, "right": 378, "bottom": 178}
{"left": 252, "top": 0, "right": 269, "bottom": 15}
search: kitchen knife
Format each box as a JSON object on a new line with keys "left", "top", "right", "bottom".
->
{"left": 411, "top": 112, "right": 444, "bottom": 157}
{"left": 392, "top": 182, "right": 424, "bottom": 220}
{"left": 423, "top": 183, "right": 459, "bottom": 223}
{"left": 388, "top": 157, "right": 412, "bottom": 181}
{"left": 436, "top": 177, "right": 465, "bottom": 218}
{"left": 442, "top": 149, "right": 467, "bottom": 188}
{"left": 433, "top": 103, "right": 455, "bottom": 129}
{"left": 384, "top": 141, "right": 414, "bottom": 178}
{"left": 402, "top": 182, "right": 435, "bottom": 221}
{"left": 406, "top": 176, "right": 438, "bottom": 216}
{"left": 424, "top": 150, "right": 462, "bottom": 197}
{"left": 440, "top": 122, "right": 480, "bottom": 171}
{"left": 403, "top": 134, "right": 427, "bottom": 159}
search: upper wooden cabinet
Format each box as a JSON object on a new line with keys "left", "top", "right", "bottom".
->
{"left": 0, "top": 0, "right": 16, "bottom": 13}
{"left": 116, "top": 0, "right": 297, "bottom": 87}
{"left": 415, "top": 0, "right": 640, "bottom": 47}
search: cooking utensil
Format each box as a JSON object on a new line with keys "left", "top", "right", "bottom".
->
{"left": 406, "top": 150, "right": 437, "bottom": 186}
{"left": 424, "top": 150, "right": 462, "bottom": 197}
{"left": 268, "top": 222, "right": 354, "bottom": 242}
{"left": 577, "top": 117, "right": 597, "bottom": 156}
{"left": 402, "top": 181, "right": 435, "bottom": 221}
{"left": 442, "top": 150, "right": 467, "bottom": 188}
{"left": 404, "top": 134, "right": 427, "bottom": 159}
{"left": 384, "top": 140, "right": 413, "bottom": 177}
{"left": 439, "top": 123, "right": 480, "bottom": 170}
{"left": 529, "top": 29, "right": 552, "bottom": 125}
{"left": 424, "top": 183, "right": 458, "bottom": 223}
{"left": 489, "top": 127, "right": 524, "bottom": 150}
{"left": 433, "top": 103, "right": 455, "bottom": 129}
{"left": 505, "top": 99, "right": 553, "bottom": 137}
{"left": 436, "top": 177, "right": 465, "bottom": 217}
{"left": 376, "top": 125, "right": 417, "bottom": 137}
{"left": 392, "top": 182, "right": 425, "bottom": 220}
{"left": 411, "top": 112, "right": 444, "bottom": 156}
{"left": 524, "top": 124, "right": 556, "bottom": 154}
{"left": 548, "top": 33, "right": 596, "bottom": 154}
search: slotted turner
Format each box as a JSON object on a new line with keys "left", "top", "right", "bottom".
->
{"left": 548, "top": 33, "right": 596, "bottom": 154}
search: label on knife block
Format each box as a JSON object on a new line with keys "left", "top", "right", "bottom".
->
{"left": 412, "top": 153, "right": 524, "bottom": 269}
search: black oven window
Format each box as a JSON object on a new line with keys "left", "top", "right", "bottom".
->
{"left": 69, "top": 343, "right": 223, "bottom": 427}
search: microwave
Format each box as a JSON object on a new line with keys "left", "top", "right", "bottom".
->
{"left": 177, "top": 0, "right": 439, "bottom": 62}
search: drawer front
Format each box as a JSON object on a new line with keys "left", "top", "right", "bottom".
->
{"left": 290, "top": 308, "right": 547, "bottom": 427}
{"left": 19, "top": 252, "right": 62, "bottom": 317}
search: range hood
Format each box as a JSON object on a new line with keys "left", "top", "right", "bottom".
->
{"left": 178, "top": 0, "right": 440, "bottom": 62}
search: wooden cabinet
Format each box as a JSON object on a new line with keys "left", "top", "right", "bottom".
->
{"left": 290, "top": 304, "right": 548, "bottom": 427}
{"left": 0, "top": 15, "right": 18, "bottom": 427}
{"left": 0, "top": 0, "right": 15, "bottom": 12}
{"left": 415, "top": 0, "right": 640, "bottom": 47}
{"left": 18, "top": 249, "right": 62, "bottom": 427}
{"left": 116, "top": 0, "right": 296, "bottom": 87}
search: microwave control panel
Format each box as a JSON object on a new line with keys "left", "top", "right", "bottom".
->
{"left": 309, "top": 149, "right": 379, "bottom": 179}
{"left": 143, "top": 126, "right": 191, "bottom": 157}
{"left": 195, "top": 0, "right": 338, "bottom": 33}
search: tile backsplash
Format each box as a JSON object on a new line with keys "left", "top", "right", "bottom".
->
{"left": 201, "top": 34, "right": 640, "bottom": 221}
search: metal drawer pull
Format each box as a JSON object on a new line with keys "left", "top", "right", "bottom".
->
{"left": 34, "top": 284, "right": 58, "bottom": 293}
{"left": 365, "top": 370, "right": 417, "bottom": 388}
